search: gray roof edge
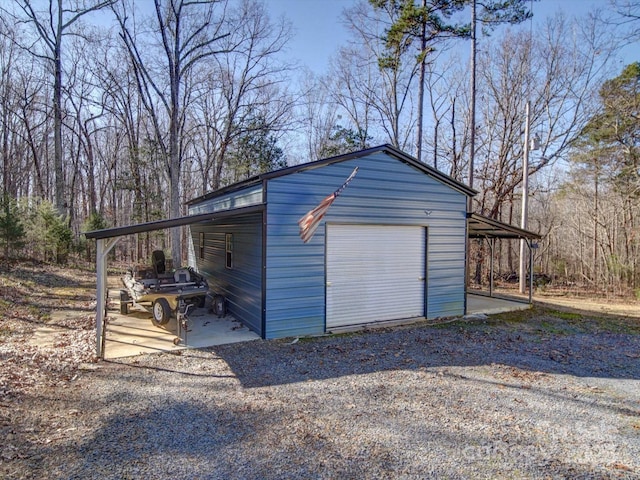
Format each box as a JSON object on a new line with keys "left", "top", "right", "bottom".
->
{"left": 84, "top": 204, "right": 265, "bottom": 240}
{"left": 468, "top": 212, "right": 541, "bottom": 239}
{"left": 187, "top": 144, "right": 477, "bottom": 206}
{"left": 378, "top": 145, "right": 477, "bottom": 197}
{"left": 186, "top": 178, "right": 263, "bottom": 206}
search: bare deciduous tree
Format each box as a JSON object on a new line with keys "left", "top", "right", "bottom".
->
{"left": 325, "top": 46, "right": 376, "bottom": 152}
{"left": 114, "top": 0, "right": 233, "bottom": 266}
{"left": 8, "top": 0, "right": 115, "bottom": 216}
{"left": 612, "top": 0, "right": 640, "bottom": 41}
{"left": 341, "top": 0, "right": 418, "bottom": 150}
{"left": 473, "top": 12, "right": 619, "bottom": 219}
{"left": 189, "top": 0, "right": 295, "bottom": 191}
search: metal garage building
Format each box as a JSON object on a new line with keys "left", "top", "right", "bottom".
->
{"left": 186, "top": 144, "right": 475, "bottom": 339}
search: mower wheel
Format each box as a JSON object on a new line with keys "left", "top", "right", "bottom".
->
{"left": 151, "top": 298, "right": 171, "bottom": 326}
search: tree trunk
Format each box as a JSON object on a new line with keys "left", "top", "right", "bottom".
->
{"left": 468, "top": 0, "right": 477, "bottom": 209}
{"left": 54, "top": 3, "right": 65, "bottom": 215}
{"left": 416, "top": 0, "right": 427, "bottom": 162}
{"left": 83, "top": 121, "right": 97, "bottom": 215}
{"left": 593, "top": 170, "right": 598, "bottom": 285}
{"left": 169, "top": 15, "right": 182, "bottom": 269}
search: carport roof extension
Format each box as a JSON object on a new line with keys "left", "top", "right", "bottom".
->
{"left": 467, "top": 213, "right": 541, "bottom": 240}
{"left": 83, "top": 205, "right": 265, "bottom": 240}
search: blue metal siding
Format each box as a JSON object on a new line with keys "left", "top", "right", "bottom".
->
{"left": 264, "top": 152, "right": 468, "bottom": 338}
{"left": 425, "top": 224, "right": 467, "bottom": 318}
{"left": 188, "top": 184, "right": 262, "bottom": 214}
{"left": 189, "top": 213, "right": 263, "bottom": 335}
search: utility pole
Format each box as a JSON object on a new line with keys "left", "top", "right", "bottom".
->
{"left": 464, "top": 0, "right": 477, "bottom": 308}
{"left": 519, "top": 101, "right": 531, "bottom": 294}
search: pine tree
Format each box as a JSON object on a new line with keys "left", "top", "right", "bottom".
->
{"left": 0, "top": 195, "right": 25, "bottom": 264}
{"left": 568, "top": 62, "right": 640, "bottom": 289}
{"left": 370, "top": 0, "right": 533, "bottom": 163}
{"left": 227, "top": 116, "right": 287, "bottom": 183}
{"left": 578, "top": 62, "right": 640, "bottom": 197}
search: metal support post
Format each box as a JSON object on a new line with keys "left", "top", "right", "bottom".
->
{"left": 519, "top": 101, "right": 531, "bottom": 294}
{"left": 95, "top": 237, "right": 119, "bottom": 358}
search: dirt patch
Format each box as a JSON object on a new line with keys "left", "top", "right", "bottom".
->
{"left": 535, "top": 294, "right": 640, "bottom": 319}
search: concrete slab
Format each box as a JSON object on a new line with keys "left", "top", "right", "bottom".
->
{"left": 30, "top": 310, "right": 90, "bottom": 348}
{"left": 29, "top": 324, "right": 67, "bottom": 348}
{"left": 330, "top": 295, "right": 531, "bottom": 334}
{"left": 103, "top": 304, "right": 260, "bottom": 360}
{"left": 467, "top": 293, "right": 530, "bottom": 315}
{"left": 32, "top": 288, "right": 529, "bottom": 359}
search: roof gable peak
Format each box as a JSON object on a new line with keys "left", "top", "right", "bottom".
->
{"left": 188, "top": 144, "right": 476, "bottom": 206}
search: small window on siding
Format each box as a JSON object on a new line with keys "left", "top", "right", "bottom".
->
{"left": 225, "top": 233, "right": 233, "bottom": 269}
{"left": 199, "top": 232, "right": 205, "bottom": 259}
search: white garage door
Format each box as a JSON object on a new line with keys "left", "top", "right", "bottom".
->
{"left": 326, "top": 224, "right": 426, "bottom": 329}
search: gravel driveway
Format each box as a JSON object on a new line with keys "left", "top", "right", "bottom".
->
{"left": 4, "top": 312, "right": 640, "bottom": 479}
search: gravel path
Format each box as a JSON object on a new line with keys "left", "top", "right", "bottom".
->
{"left": 4, "top": 315, "right": 639, "bottom": 479}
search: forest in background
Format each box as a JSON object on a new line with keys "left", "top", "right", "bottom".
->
{"left": 0, "top": 0, "right": 638, "bottom": 298}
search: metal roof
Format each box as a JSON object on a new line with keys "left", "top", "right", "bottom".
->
{"left": 467, "top": 213, "right": 541, "bottom": 240}
{"left": 83, "top": 205, "right": 264, "bottom": 240}
{"left": 187, "top": 144, "right": 477, "bottom": 206}
{"left": 83, "top": 203, "right": 538, "bottom": 244}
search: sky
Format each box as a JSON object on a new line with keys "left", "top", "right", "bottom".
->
{"left": 268, "top": 0, "right": 638, "bottom": 75}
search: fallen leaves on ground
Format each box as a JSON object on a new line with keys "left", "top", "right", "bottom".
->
{"left": 0, "top": 262, "right": 97, "bottom": 400}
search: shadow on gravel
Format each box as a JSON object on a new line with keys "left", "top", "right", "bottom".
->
{"left": 40, "top": 323, "right": 639, "bottom": 480}
{"left": 211, "top": 323, "right": 640, "bottom": 389}
{"left": 39, "top": 399, "right": 271, "bottom": 479}
{"left": 102, "top": 358, "right": 237, "bottom": 380}
{"left": 46, "top": 395, "right": 632, "bottom": 480}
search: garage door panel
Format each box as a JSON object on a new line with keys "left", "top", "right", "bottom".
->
{"left": 326, "top": 225, "right": 425, "bottom": 329}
